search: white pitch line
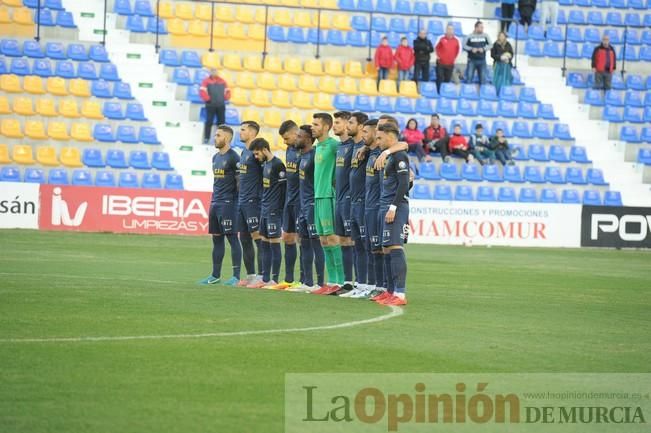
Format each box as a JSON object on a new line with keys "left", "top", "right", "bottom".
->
{"left": 0, "top": 306, "right": 403, "bottom": 344}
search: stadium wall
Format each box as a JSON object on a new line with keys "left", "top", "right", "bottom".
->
{"left": 0, "top": 182, "right": 649, "bottom": 249}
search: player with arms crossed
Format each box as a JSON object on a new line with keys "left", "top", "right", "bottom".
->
{"left": 199, "top": 125, "right": 243, "bottom": 285}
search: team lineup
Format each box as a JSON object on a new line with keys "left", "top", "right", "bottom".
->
{"left": 199, "top": 112, "right": 413, "bottom": 306}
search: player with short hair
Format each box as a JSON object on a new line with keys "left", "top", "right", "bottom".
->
{"left": 236, "top": 121, "right": 265, "bottom": 287}
{"left": 248, "top": 138, "right": 287, "bottom": 288}
{"left": 199, "top": 125, "right": 243, "bottom": 285}
{"left": 373, "top": 123, "right": 410, "bottom": 306}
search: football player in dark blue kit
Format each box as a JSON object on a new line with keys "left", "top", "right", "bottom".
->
{"left": 374, "top": 123, "right": 410, "bottom": 306}
{"left": 249, "top": 138, "right": 287, "bottom": 289}
{"left": 236, "top": 121, "right": 264, "bottom": 288}
{"left": 198, "top": 125, "right": 243, "bottom": 285}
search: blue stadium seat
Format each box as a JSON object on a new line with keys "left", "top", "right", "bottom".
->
{"left": 334, "top": 94, "right": 354, "bottom": 111}
{"left": 72, "top": 169, "right": 93, "bottom": 186}
{"left": 498, "top": 100, "right": 517, "bottom": 118}
{"left": 103, "top": 102, "right": 125, "bottom": 120}
{"left": 436, "top": 98, "right": 455, "bottom": 115}
{"left": 419, "top": 162, "right": 439, "bottom": 180}
{"left": 439, "top": 83, "right": 459, "bottom": 99}
{"left": 77, "top": 62, "right": 97, "bottom": 80}
{"left": 413, "top": 1, "right": 431, "bottom": 15}
{"left": 517, "top": 101, "right": 536, "bottom": 119}
{"left": 625, "top": 74, "right": 645, "bottom": 91}
{"left": 117, "top": 125, "right": 138, "bottom": 144}
{"left": 620, "top": 126, "right": 640, "bottom": 142}
{"left": 126, "top": 15, "right": 146, "bottom": 32}
{"left": 147, "top": 17, "right": 167, "bottom": 34}
{"left": 419, "top": 82, "right": 438, "bottom": 98}
{"left": 23, "top": 40, "right": 44, "bottom": 58}
{"left": 24, "top": 168, "right": 45, "bottom": 184}
{"left": 412, "top": 184, "right": 431, "bottom": 199}
{"left": 224, "top": 107, "right": 240, "bottom": 125}
{"left": 186, "top": 85, "right": 203, "bottom": 104}
{"left": 490, "top": 120, "right": 510, "bottom": 136}
{"left": 139, "top": 127, "right": 160, "bottom": 145}
{"left": 584, "top": 28, "right": 601, "bottom": 44}
{"left": 456, "top": 99, "right": 476, "bottom": 116}
{"left": 580, "top": 43, "right": 595, "bottom": 59}
{"left": 160, "top": 49, "right": 180, "bottom": 66}
{"left": 603, "top": 106, "right": 624, "bottom": 122}
{"left": 524, "top": 166, "right": 544, "bottom": 183}
{"left": 114, "top": 0, "right": 132, "bottom": 15}
{"left": 374, "top": 96, "right": 395, "bottom": 113}
{"left": 326, "top": 30, "right": 346, "bottom": 46}
{"left": 346, "top": 31, "right": 367, "bottom": 47}
{"left": 561, "top": 189, "right": 581, "bottom": 204}
{"left": 519, "top": 87, "right": 537, "bottom": 103}
{"left": 543, "top": 41, "right": 563, "bottom": 58}
{"left": 567, "top": 43, "right": 581, "bottom": 60}
{"left": 639, "top": 148, "right": 651, "bottom": 163}
{"left": 93, "top": 124, "right": 115, "bottom": 142}
{"left": 45, "top": 0, "right": 63, "bottom": 10}
{"left": 89, "top": 45, "right": 109, "bottom": 62}
{"left": 547, "top": 26, "right": 564, "bottom": 42}
{"left": 48, "top": 168, "right": 69, "bottom": 185}
{"left": 152, "top": 152, "right": 173, "bottom": 170}
{"left": 528, "top": 144, "right": 548, "bottom": 161}
{"left": 440, "top": 163, "right": 461, "bottom": 180}
{"left": 504, "top": 165, "right": 524, "bottom": 183}
{"left": 545, "top": 166, "right": 565, "bottom": 184}
{"left": 0, "top": 39, "right": 21, "bottom": 57}
{"left": 91, "top": 80, "right": 112, "bottom": 98}
{"left": 584, "top": 89, "right": 605, "bottom": 106}
{"left": 603, "top": 191, "right": 622, "bottom": 206}
{"left": 354, "top": 95, "right": 374, "bottom": 112}
{"left": 640, "top": 46, "right": 651, "bottom": 62}
{"left": 499, "top": 86, "right": 518, "bottom": 102}
{"left": 498, "top": 186, "right": 517, "bottom": 202}
{"left": 624, "top": 107, "right": 644, "bottom": 123}
{"left": 538, "top": 104, "right": 557, "bottom": 120}
{"left": 525, "top": 40, "right": 543, "bottom": 57}
{"left": 477, "top": 100, "right": 497, "bottom": 117}
{"left": 0, "top": 166, "right": 20, "bottom": 182}
{"left": 512, "top": 121, "right": 532, "bottom": 139}
{"left": 357, "top": 0, "right": 374, "bottom": 12}
{"left": 165, "top": 174, "right": 184, "bottom": 190}
{"left": 518, "top": 187, "right": 537, "bottom": 202}
{"left": 338, "top": 0, "right": 355, "bottom": 10}
{"left": 454, "top": 185, "right": 474, "bottom": 201}
{"left": 584, "top": 191, "right": 604, "bottom": 207}
{"left": 100, "top": 64, "right": 120, "bottom": 81}
{"left": 642, "top": 127, "right": 651, "bottom": 143}
{"left": 480, "top": 85, "right": 498, "bottom": 101}
{"left": 460, "top": 84, "right": 479, "bottom": 100}
{"left": 606, "top": 12, "right": 623, "bottom": 26}
{"left": 134, "top": 0, "right": 154, "bottom": 16}
{"left": 643, "top": 31, "right": 651, "bottom": 46}
{"left": 55, "top": 60, "right": 75, "bottom": 78}
{"left": 119, "top": 172, "right": 139, "bottom": 188}
{"left": 396, "top": 97, "right": 416, "bottom": 114}
{"left": 351, "top": 16, "right": 369, "bottom": 31}
{"left": 565, "top": 167, "right": 587, "bottom": 185}
{"left": 433, "top": 184, "right": 452, "bottom": 200}
{"left": 45, "top": 42, "right": 65, "bottom": 59}
{"left": 587, "top": 11, "right": 604, "bottom": 26}
{"left": 193, "top": 69, "right": 209, "bottom": 85}
{"left": 306, "top": 29, "right": 325, "bottom": 44}
{"left": 567, "top": 27, "right": 584, "bottom": 43}
{"left": 106, "top": 149, "right": 128, "bottom": 169}
{"left": 591, "top": 0, "right": 608, "bottom": 6}
{"left": 0, "top": 58, "right": 6, "bottom": 74}
{"left": 95, "top": 171, "right": 116, "bottom": 187}
{"left": 549, "top": 145, "right": 569, "bottom": 163}
{"left": 82, "top": 148, "right": 105, "bottom": 168}
{"left": 569, "top": 146, "right": 591, "bottom": 163}
{"left": 483, "top": 164, "right": 503, "bottom": 182}
{"left": 432, "top": 3, "right": 448, "bottom": 16}
{"left": 451, "top": 119, "right": 470, "bottom": 135}
{"left": 126, "top": 102, "right": 146, "bottom": 121}
{"left": 476, "top": 186, "right": 496, "bottom": 201}
{"left": 587, "top": 168, "right": 608, "bottom": 185}
{"left": 625, "top": 29, "right": 641, "bottom": 45}
{"left": 395, "top": 0, "right": 412, "bottom": 14}
{"left": 568, "top": 10, "right": 586, "bottom": 25}
{"left": 32, "top": 59, "right": 52, "bottom": 77}
{"left": 390, "top": 18, "right": 407, "bottom": 33}
{"left": 462, "top": 163, "right": 482, "bottom": 181}
{"left": 129, "top": 151, "right": 150, "bottom": 169}
{"left": 172, "top": 68, "right": 192, "bottom": 85}
{"left": 528, "top": 25, "right": 545, "bottom": 41}
{"left": 553, "top": 123, "right": 573, "bottom": 141}
{"left": 531, "top": 122, "right": 552, "bottom": 140}
{"left": 574, "top": 0, "right": 591, "bottom": 6}
{"left": 10, "top": 58, "right": 30, "bottom": 75}
{"left": 415, "top": 98, "right": 435, "bottom": 115}
{"left": 36, "top": 9, "right": 55, "bottom": 26}
{"left": 540, "top": 188, "right": 559, "bottom": 203}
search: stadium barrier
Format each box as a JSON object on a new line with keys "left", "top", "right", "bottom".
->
{"left": 0, "top": 182, "right": 649, "bottom": 248}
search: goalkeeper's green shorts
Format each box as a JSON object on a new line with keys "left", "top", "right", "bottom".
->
{"left": 314, "top": 198, "right": 335, "bottom": 236}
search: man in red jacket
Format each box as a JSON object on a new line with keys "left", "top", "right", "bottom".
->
{"left": 448, "top": 124, "right": 474, "bottom": 163}
{"left": 200, "top": 69, "right": 231, "bottom": 144}
{"left": 394, "top": 37, "right": 414, "bottom": 92}
{"left": 423, "top": 114, "right": 450, "bottom": 161}
{"left": 435, "top": 25, "right": 460, "bottom": 92}
{"left": 591, "top": 34, "right": 616, "bottom": 91}
{"left": 374, "top": 37, "right": 394, "bottom": 90}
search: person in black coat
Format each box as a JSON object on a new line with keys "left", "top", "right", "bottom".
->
{"left": 518, "top": 0, "right": 537, "bottom": 29}
{"left": 413, "top": 29, "right": 434, "bottom": 83}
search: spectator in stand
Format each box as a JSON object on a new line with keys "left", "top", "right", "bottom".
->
{"left": 200, "top": 69, "right": 231, "bottom": 145}
{"left": 423, "top": 114, "right": 450, "bottom": 162}
{"left": 539, "top": 0, "right": 559, "bottom": 37}
{"left": 402, "top": 118, "right": 429, "bottom": 162}
{"left": 489, "top": 128, "right": 515, "bottom": 165}
{"left": 518, "top": 0, "right": 537, "bottom": 30}
{"left": 463, "top": 21, "right": 492, "bottom": 85}
{"left": 413, "top": 30, "right": 434, "bottom": 83}
{"left": 394, "top": 37, "right": 415, "bottom": 92}
{"left": 501, "top": 0, "right": 517, "bottom": 33}
{"left": 375, "top": 36, "right": 394, "bottom": 90}
{"left": 469, "top": 124, "right": 494, "bottom": 165}
{"left": 435, "top": 25, "right": 460, "bottom": 92}
{"left": 592, "top": 34, "right": 616, "bottom": 92}
{"left": 448, "top": 124, "right": 474, "bottom": 163}
{"left": 491, "top": 31, "right": 514, "bottom": 94}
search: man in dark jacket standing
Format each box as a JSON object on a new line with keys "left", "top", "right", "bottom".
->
{"left": 413, "top": 30, "right": 434, "bottom": 83}
{"left": 200, "top": 68, "right": 231, "bottom": 144}
{"left": 591, "top": 34, "right": 616, "bottom": 91}
{"left": 463, "top": 21, "right": 492, "bottom": 85}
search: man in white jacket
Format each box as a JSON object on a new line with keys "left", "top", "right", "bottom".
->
{"left": 540, "top": 0, "right": 559, "bottom": 36}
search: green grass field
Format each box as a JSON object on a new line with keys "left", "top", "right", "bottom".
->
{"left": 0, "top": 229, "right": 650, "bottom": 433}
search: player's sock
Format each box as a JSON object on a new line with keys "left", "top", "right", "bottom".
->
{"left": 261, "top": 241, "right": 271, "bottom": 282}
{"left": 374, "top": 253, "right": 384, "bottom": 291}
{"left": 284, "top": 242, "right": 297, "bottom": 283}
{"left": 300, "top": 237, "right": 314, "bottom": 287}
{"left": 331, "top": 245, "right": 345, "bottom": 285}
{"left": 255, "top": 238, "right": 263, "bottom": 277}
{"left": 226, "top": 234, "right": 242, "bottom": 280}
{"left": 299, "top": 243, "right": 305, "bottom": 284}
{"left": 390, "top": 249, "right": 407, "bottom": 299}
{"left": 323, "top": 246, "right": 334, "bottom": 284}
{"left": 342, "top": 245, "right": 354, "bottom": 284}
{"left": 366, "top": 249, "right": 376, "bottom": 287}
{"left": 211, "top": 235, "right": 225, "bottom": 279}
{"left": 240, "top": 233, "right": 256, "bottom": 275}
{"left": 354, "top": 239, "right": 367, "bottom": 286}
{"left": 312, "top": 239, "right": 325, "bottom": 286}
{"left": 271, "top": 242, "right": 282, "bottom": 283}
{"left": 384, "top": 253, "right": 395, "bottom": 294}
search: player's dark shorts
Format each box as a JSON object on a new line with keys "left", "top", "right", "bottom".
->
{"left": 283, "top": 203, "right": 299, "bottom": 234}
{"left": 209, "top": 202, "right": 237, "bottom": 235}
{"left": 365, "top": 208, "right": 381, "bottom": 251}
{"left": 298, "top": 203, "right": 318, "bottom": 239}
{"left": 334, "top": 199, "right": 351, "bottom": 237}
{"left": 237, "top": 201, "right": 260, "bottom": 233}
{"left": 350, "top": 201, "right": 366, "bottom": 241}
{"left": 380, "top": 204, "right": 410, "bottom": 247}
{"left": 260, "top": 210, "right": 282, "bottom": 239}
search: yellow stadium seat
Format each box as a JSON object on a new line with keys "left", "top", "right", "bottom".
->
{"left": 0, "top": 7, "right": 10, "bottom": 25}
{"left": 319, "top": 0, "right": 338, "bottom": 8}
{"left": 339, "top": 77, "right": 358, "bottom": 94}
{"left": 46, "top": 77, "right": 68, "bottom": 96}
{"left": 314, "top": 93, "right": 334, "bottom": 111}
{"left": 324, "top": 59, "right": 344, "bottom": 77}
{"left": 235, "top": 72, "right": 256, "bottom": 89}
{"left": 229, "top": 88, "right": 249, "bottom": 106}
{"left": 281, "top": 0, "right": 300, "bottom": 5}
{"left": 263, "top": 111, "right": 283, "bottom": 128}
{"left": 70, "top": 123, "right": 93, "bottom": 142}
{"left": 59, "top": 99, "right": 80, "bottom": 118}
{"left": 36, "top": 146, "right": 59, "bottom": 166}
{"left": 81, "top": 100, "right": 103, "bottom": 119}
{"left": 168, "top": 18, "right": 186, "bottom": 35}
{"left": 284, "top": 58, "right": 303, "bottom": 75}
{"left": 1, "top": 74, "right": 22, "bottom": 93}
{"left": 399, "top": 81, "right": 420, "bottom": 98}
{"left": 345, "top": 61, "right": 365, "bottom": 78}
{"left": 213, "top": 23, "right": 228, "bottom": 38}
{"left": 359, "top": 78, "right": 378, "bottom": 96}
{"left": 0, "top": 144, "right": 11, "bottom": 164}
{"left": 36, "top": 98, "right": 57, "bottom": 117}
{"left": 278, "top": 74, "right": 297, "bottom": 92}
{"left": 158, "top": 1, "right": 174, "bottom": 19}
{"left": 249, "top": 24, "right": 265, "bottom": 41}
{"left": 240, "top": 108, "right": 261, "bottom": 125}
{"left": 24, "top": 120, "right": 47, "bottom": 140}
{"left": 195, "top": 3, "right": 212, "bottom": 21}
{"left": 293, "top": 11, "right": 313, "bottom": 27}
{"left": 332, "top": 13, "right": 351, "bottom": 31}
{"left": 12, "top": 145, "right": 35, "bottom": 165}
{"left": 217, "top": 70, "right": 233, "bottom": 86}
{"left": 285, "top": 110, "right": 304, "bottom": 125}
{"left": 47, "top": 121, "right": 69, "bottom": 141}
{"left": 23, "top": 76, "right": 45, "bottom": 94}
{"left": 201, "top": 52, "right": 221, "bottom": 69}
{"left": 2, "top": 1, "right": 22, "bottom": 8}
{"left": 12, "top": 7, "right": 33, "bottom": 25}
{"left": 272, "top": 10, "right": 292, "bottom": 26}
{"left": 300, "top": 0, "right": 318, "bottom": 7}
{"left": 60, "top": 147, "right": 82, "bottom": 168}
{"left": 69, "top": 79, "right": 90, "bottom": 97}
{"left": 0, "top": 96, "right": 10, "bottom": 114}
{"left": 243, "top": 55, "right": 263, "bottom": 72}
{"left": 292, "top": 91, "right": 313, "bottom": 109}
{"left": 379, "top": 79, "right": 398, "bottom": 97}
{"left": 271, "top": 90, "right": 292, "bottom": 108}
{"left": 254, "top": 8, "right": 266, "bottom": 25}
{"left": 12, "top": 97, "right": 34, "bottom": 115}
{"left": 174, "top": 2, "right": 194, "bottom": 20}
{"left": 250, "top": 89, "right": 271, "bottom": 107}
{"left": 235, "top": 6, "right": 255, "bottom": 24}
{"left": 188, "top": 20, "right": 206, "bottom": 37}
{"left": 298, "top": 75, "right": 318, "bottom": 93}
{"left": 314, "top": 13, "right": 333, "bottom": 30}
{"left": 257, "top": 72, "right": 276, "bottom": 90}
{"left": 304, "top": 59, "right": 324, "bottom": 76}
{"left": 222, "top": 54, "right": 243, "bottom": 71}
{"left": 263, "top": 56, "right": 284, "bottom": 74}
{"left": 215, "top": 5, "right": 235, "bottom": 22}
{"left": 1, "top": 119, "right": 23, "bottom": 138}
{"left": 318, "top": 76, "right": 337, "bottom": 94}
{"left": 227, "top": 22, "right": 247, "bottom": 39}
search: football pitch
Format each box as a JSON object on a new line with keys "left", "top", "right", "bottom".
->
{"left": 0, "top": 229, "right": 650, "bottom": 433}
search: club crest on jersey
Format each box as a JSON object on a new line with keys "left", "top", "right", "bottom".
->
{"left": 398, "top": 161, "right": 407, "bottom": 169}
{"left": 279, "top": 171, "right": 286, "bottom": 178}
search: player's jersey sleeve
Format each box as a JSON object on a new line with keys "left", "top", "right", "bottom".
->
{"left": 392, "top": 152, "right": 410, "bottom": 206}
